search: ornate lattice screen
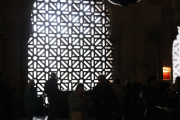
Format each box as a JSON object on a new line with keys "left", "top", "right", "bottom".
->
{"left": 28, "top": 0, "right": 113, "bottom": 96}
{"left": 173, "top": 27, "right": 180, "bottom": 83}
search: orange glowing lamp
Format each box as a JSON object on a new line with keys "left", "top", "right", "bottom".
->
{"left": 163, "top": 67, "right": 171, "bottom": 80}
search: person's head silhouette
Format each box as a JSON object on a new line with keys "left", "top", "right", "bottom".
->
{"left": 51, "top": 72, "right": 56, "bottom": 79}
{"left": 98, "top": 75, "right": 106, "bottom": 87}
{"left": 29, "top": 80, "right": 35, "bottom": 88}
{"left": 146, "top": 76, "right": 157, "bottom": 88}
{"left": 75, "top": 83, "right": 84, "bottom": 95}
{"left": 174, "top": 77, "right": 180, "bottom": 92}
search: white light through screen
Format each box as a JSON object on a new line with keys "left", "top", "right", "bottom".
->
{"left": 28, "top": 0, "right": 113, "bottom": 100}
{"left": 173, "top": 26, "right": 180, "bottom": 83}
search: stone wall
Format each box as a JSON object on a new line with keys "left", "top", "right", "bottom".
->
{"left": 109, "top": 0, "right": 162, "bottom": 83}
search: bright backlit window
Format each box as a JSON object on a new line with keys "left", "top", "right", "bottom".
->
{"left": 173, "top": 27, "right": 180, "bottom": 83}
{"left": 28, "top": 0, "right": 113, "bottom": 97}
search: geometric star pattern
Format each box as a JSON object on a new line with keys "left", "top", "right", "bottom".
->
{"left": 28, "top": 0, "right": 113, "bottom": 97}
{"left": 173, "top": 26, "right": 180, "bottom": 83}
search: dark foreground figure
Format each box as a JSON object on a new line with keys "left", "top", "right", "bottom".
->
{"left": 44, "top": 73, "right": 59, "bottom": 120}
{"left": 25, "top": 80, "right": 37, "bottom": 120}
{"left": 3, "top": 78, "right": 18, "bottom": 120}
{"left": 92, "top": 75, "right": 118, "bottom": 120}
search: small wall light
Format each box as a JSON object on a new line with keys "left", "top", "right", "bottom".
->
{"left": 163, "top": 67, "right": 171, "bottom": 80}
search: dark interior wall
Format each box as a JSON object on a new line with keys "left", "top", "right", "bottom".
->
{"left": 0, "top": 0, "right": 179, "bottom": 111}
{"left": 109, "top": 0, "right": 162, "bottom": 83}
{"left": 0, "top": 0, "right": 21, "bottom": 102}
{"left": 161, "top": 0, "right": 180, "bottom": 84}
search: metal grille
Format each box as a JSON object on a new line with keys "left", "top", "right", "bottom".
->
{"left": 173, "top": 27, "right": 180, "bottom": 83}
{"left": 28, "top": 0, "right": 113, "bottom": 96}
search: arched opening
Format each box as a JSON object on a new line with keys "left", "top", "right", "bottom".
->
{"left": 28, "top": 0, "right": 113, "bottom": 102}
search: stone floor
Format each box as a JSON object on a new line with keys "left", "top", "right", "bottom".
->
{"left": 13, "top": 116, "right": 125, "bottom": 120}
{"left": 13, "top": 116, "right": 69, "bottom": 120}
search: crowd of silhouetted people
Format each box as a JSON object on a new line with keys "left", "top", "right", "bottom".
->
{"left": 67, "top": 75, "right": 180, "bottom": 120}
{"left": 0, "top": 71, "right": 180, "bottom": 120}
{"left": 0, "top": 72, "right": 18, "bottom": 120}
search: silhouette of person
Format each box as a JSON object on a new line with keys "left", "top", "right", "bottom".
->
{"left": 142, "top": 76, "right": 168, "bottom": 120}
{"left": 0, "top": 72, "right": 5, "bottom": 120}
{"left": 125, "top": 82, "right": 138, "bottom": 120}
{"left": 92, "top": 75, "right": 118, "bottom": 120}
{"left": 44, "top": 72, "right": 59, "bottom": 120}
{"left": 106, "top": 80, "right": 111, "bottom": 86}
{"left": 169, "top": 77, "right": 180, "bottom": 120}
{"left": 25, "top": 80, "right": 37, "bottom": 120}
{"left": 125, "top": 78, "right": 132, "bottom": 86}
{"left": 124, "top": 79, "right": 132, "bottom": 96}
{"left": 163, "top": 77, "right": 180, "bottom": 120}
{"left": 3, "top": 78, "right": 18, "bottom": 120}
{"left": 112, "top": 78, "right": 125, "bottom": 120}
{"left": 69, "top": 83, "right": 93, "bottom": 120}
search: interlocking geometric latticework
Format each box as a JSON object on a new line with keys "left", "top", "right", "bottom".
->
{"left": 173, "top": 27, "right": 180, "bottom": 83}
{"left": 28, "top": 0, "right": 113, "bottom": 96}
